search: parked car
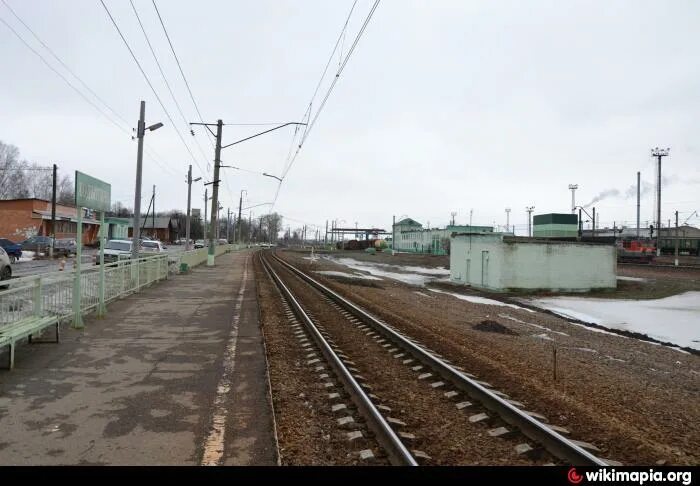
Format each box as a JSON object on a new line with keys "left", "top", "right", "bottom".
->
{"left": 19, "top": 235, "right": 53, "bottom": 254}
{"left": 0, "top": 238, "right": 22, "bottom": 263}
{"left": 54, "top": 238, "right": 77, "bottom": 257}
{"left": 194, "top": 240, "right": 205, "bottom": 249}
{"left": 218, "top": 239, "right": 229, "bottom": 245}
{"left": 0, "top": 246, "right": 11, "bottom": 285}
{"left": 102, "top": 239, "right": 133, "bottom": 264}
{"left": 141, "top": 240, "right": 164, "bottom": 253}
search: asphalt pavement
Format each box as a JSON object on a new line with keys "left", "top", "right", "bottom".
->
{"left": 0, "top": 249, "right": 277, "bottom": 465}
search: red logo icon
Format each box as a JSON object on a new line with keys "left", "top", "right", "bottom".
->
{"left": 568, "top": 467, "right": 583, "bottom": 484}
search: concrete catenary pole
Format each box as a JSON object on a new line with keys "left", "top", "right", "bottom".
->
{"left": 237, "top": 190, "right": 244, "bottom": 244}
{"left": 204, "top": 188, "right": 208, "bottom": 242}
{"left": 186, "top": 165, "right": 192, "bottom": 250}
{"left": 674, "top": 210, "right": 679, "bottom": 266}
{"left": 636, "top": 171, "right": 641, "bottom": 239}
{"left": 505, "top": 208, "right": 511, "bottom": 234}
{"left": 152, "top": 185, "right": 156, "bottom": 240}
{"left": 208, "top": 120, "right": 223, "bottom": 266}
{"left": 132, "top": 101, "right": 146, "bottom": 261}
{"left": 50, "top": 163, "right": 57, "bottom": 258}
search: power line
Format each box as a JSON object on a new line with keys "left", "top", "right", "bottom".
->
{"left": 129, "top": 0, "right": 212, "bottom": 177}
{"left": 272, "top": 0, "right": 381, "bottom": 208}
{"left": 0, "top": 6, "right": 183, "bottom": 179}
{"left": 2, "top": 0, "right": 131, "bottom": 128}
{"left": 99, "top": 0, "right": 206, "bottom": 178}
{"left": 151, "top": 0, "right": 214, "bottom": 156}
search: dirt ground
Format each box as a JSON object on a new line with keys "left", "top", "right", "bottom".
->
{"left": 278, "top": 249, "right": 700, "bottom": 466}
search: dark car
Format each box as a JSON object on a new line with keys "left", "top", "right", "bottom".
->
{"left": 0, "top": 238, "right": 22, "bottom": 263}
{"left": 19, "top": 235, "right": 54, "bottom": 254}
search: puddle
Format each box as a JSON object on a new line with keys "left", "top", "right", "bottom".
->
{"left": 529, "top": 292, "right": 700, "bottom": 350}
{"left": 430, "top": 289, "right": 535, "bottom": 312}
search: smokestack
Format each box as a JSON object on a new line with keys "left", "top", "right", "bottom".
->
{"left": 636, "top": 171, "right": 641, "bottom": 238}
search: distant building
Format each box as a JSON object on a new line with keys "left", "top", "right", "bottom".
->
{"left": 105, "top": 217, "right": 130, "bottom": 240}
{"left": 392, "top": 217, "right": 493, "bottom": 255}
{"left": 0, "top": 198, "right": 100, "bottom": 244}
{"left": 128, "top": 217, "right": 179, "bottom": 243}
{"left": 533, "top": 213, "right": 578, "bottom": 238}
{"left": 450, "top": 233, "right": 616, "bottom": 292}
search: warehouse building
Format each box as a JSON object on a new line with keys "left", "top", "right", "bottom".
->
{"left": 450, "top": 233, "right": 616, "bottom": 292}
{"left": 393, "top": 217, "right": 493, "bottom": 255}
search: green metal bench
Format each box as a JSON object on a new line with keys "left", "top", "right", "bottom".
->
{"left": 0, "top": 315, "right": 60, "bottom": 369}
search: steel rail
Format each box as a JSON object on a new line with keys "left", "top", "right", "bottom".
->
{"left": 260, "top": 253, "right": 418, "bottom": 466}
{"left": 270, "top": 252, "right": 608, "bottom": 466}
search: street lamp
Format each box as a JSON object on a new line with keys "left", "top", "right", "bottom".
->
{"left": 262, "top": 173, "right": 283, "bottom": 182}
{"left": 132, "top": 100, "right": 163, "bottom": 261}
{"left": 568, "top": 184, "right": 578, "bottom": 214}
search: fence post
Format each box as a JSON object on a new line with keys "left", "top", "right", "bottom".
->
{"left": 33, "top": 277, "right": 43, "bottom": 317}
{"left": 72, "top": 207, "right": 84, "bottom": 329}
{"left": 97, "top": 211, "right": 106, "bottom": 317}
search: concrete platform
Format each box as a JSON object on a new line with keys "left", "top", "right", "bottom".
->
{"left": 0, "top": 250, "right": 277, "bottom": 465}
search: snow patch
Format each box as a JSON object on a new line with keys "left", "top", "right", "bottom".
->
{"left": 529, "top": 292, "right": 700, "bottom": 350}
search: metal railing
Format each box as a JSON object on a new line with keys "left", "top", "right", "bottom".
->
{"left": 0, "top": 254, "right": 169, "bottom": 328}
{"left": 0, "top": 243, "right": 249, "bottom": 330}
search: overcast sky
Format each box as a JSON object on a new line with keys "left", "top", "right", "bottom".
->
{"left": 1, "top": 0, "right": 698, "bottom": 235}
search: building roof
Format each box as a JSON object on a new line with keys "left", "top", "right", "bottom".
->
{"left": 452, "top": 232, "right": 613, "bottom": 246}
{"left": 128, "top": 216, "right": 177, "bottom": 230}
{"left": 395, "top": 218, "right": 422, "bottom": 227}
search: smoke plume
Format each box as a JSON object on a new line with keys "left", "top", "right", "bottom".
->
{"left": 583, "top": 189, "right": 620, "bottom": 208}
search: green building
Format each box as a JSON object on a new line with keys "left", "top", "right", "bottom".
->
{"left": 533, "top": 213, "right": 578, "bottom": 238}
{"left": 106, "top": 217, "right": 130, "bottom": 240}
{"left": 392, "top": 217, "right": 493, "bottom": 255}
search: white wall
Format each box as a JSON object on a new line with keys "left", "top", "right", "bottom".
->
{"left": 450, "top": 234, "right": 616, "bottom": 291}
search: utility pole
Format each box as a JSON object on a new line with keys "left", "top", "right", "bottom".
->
{"left": 505, "top": 208, "right": 511, "bottom": 233}
{"left": 450, "top": 211, "right": 457, "bottom": 226}
{"left": 237, "top": 190, "right": 245, "bottom": 243}
{"left": 207, "top": 120, "right": 223, "bottom": 266}
{"left": 674, "top": 210, "right": 679, "bottom": 266}
{"left": 651, "top": 147, "right": 670, "bottom": 256}
{"left": 636, "top": 171, "right": 641, "bottom": 239}
{"left": 50, "top": 163, "right": 57, "bottom": 258}
{"left": 204, "top": 189, "right": 208, "bottom": 242}
{"left": 185, "top": 165, "right": 201, "bottom": 251}
{"left": 526, "top": 206, "right": 535, "bottom": 237}
{"left": 592, "top": 207, "right": 596, "bottom": 238}
{"left": 578, "top": 208, "right": 583, "bottom": 240}
{"left": 152, "top": 185, "right": 156, "bottom": 239}
{"left": 227, "top": 208, "right": 231, "bottom": 242}
{"left": 392, "top": 215, "right": 396, "bottom": 254}
{"left": 325, "top": 220, "right": 328, "bottom": 246}
{"left": 132, "top": 101, "right": 146, "bottom": 260}
{"left": 248, "top": 211, "right": 252, "bottom": 244}
{"left": 568, "top": 184, "right": 578, "bottom": 213}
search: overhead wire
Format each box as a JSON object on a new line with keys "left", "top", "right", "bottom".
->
{"left": 0, "top": 2, "right": 182, "bottom": 179}
{"left": 99, "top": 0, "right": 206, "bottom": 179}
{"left": 271, "top": 0, "right": 381, "bottom": 209}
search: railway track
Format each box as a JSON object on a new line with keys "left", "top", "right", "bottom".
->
{"left": 261, "top": 251, "right": 613, "bottom": 466}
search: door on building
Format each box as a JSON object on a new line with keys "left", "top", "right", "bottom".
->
{"left": 481, "top": 251, "right": 489, "bottom": 286}
{"left": 465, "top": 258, "right": 471, "bottom": 282}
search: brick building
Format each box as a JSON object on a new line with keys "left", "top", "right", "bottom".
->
{"left": 0, "top": 198, "right": 100, "bottom": 244}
